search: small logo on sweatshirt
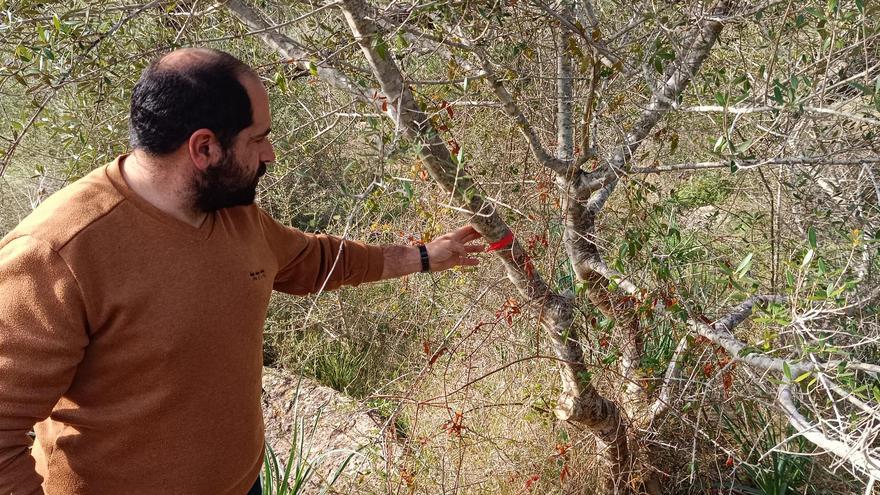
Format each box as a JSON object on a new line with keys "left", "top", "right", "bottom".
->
{"left": 249, "top": 269, "right": 266, "bottom": 281}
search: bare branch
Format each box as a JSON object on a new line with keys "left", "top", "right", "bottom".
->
{"left": 579, "top": 61, "right": 601, "bottom": 159}
{"left": 530, "top": 0, "right": 624, "bottom": 70}
{"left": 565, "top": 0, "right": 733, "bottom": 280}
{"left": 777, "top": 384, "right": 880, "bottom": 480}
{"left": 690, "top": 295, "right": 804, "bottom": 374}
{"left": 222, "top": 0, "right": 383, "bottom": 111}
{"left": 471, "top": 47, "right": 573, "bottom": 177}
{"left": 593, "top": 0, "right": 731, "bottom": 197}
{"left": 649, "top": 336, "right": 689, "bottom": 420}
{"left": 557, "top": 29, "right": 574, "bottom": 161}
{"left": 631, "top": 157, "right": 880, "bottom": 173}
{"left": 681, "top": 104, "right": 880, "bottom": 126}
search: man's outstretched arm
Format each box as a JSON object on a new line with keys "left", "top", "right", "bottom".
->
{"left": 379, "top": 225, "right": 484, "bottom": 280}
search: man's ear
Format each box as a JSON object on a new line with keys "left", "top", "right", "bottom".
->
{"left": 187, "top": 129, "right": 223, "bottom": 171}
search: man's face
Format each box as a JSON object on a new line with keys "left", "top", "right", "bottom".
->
{"left": 191, "top": 149, "right": 268, "bottom": 212}
{"left": 191, "top": 74, "right": 275, "bottom": 213}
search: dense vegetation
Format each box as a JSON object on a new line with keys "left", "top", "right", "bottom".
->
{"left": 1, "top": 0, "right": 878, "bottom": 493}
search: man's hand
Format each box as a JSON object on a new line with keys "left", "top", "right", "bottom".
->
{"left": 424, "top": 225, "right": 484, "bottom": 272}
{"left": 379, "top": 225, "right": 485, "bottom": 280}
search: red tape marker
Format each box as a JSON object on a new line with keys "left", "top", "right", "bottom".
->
{"left": 486, "top": 232, "right": 514, "bottom": 252}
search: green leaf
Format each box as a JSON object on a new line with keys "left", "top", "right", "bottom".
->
{"left": 395, "top": 181, "right": 412, "bottom": 204}
{"left": 735, "top": 252, "right": 754, "bottom": 277}
{"left": 462, "top": 185, "right": 477, "bottom": 203}
{"left": 855, "top": 0, "right": 864, "bottom": 14}
{"left": 801, "top": 249, "right": 814, "bottom": 268}
{"left": 828, "top": 284, "right": 845, "bottom": 299}
{"left": 373, "top": 36, "right": 389, "bottom": 61}
{"left": 307, "top": 61, "right": 318, "bottom": 77}
{"left": 53, "top": 14, "right": 62, "bottom": 32}
{"left": 734, "top": 138, "right": 753, "bottom": 154}
{"left": 15, "top": 45, "right": 32, "bottom": 62}
{"left": 808, "top": 226, "right": 817, "bottom": 249}
{"left": 273, "top": 71, "right": 287, "bottom": 93}
{"left": 783, "top": 361, "right": 792, "bottom": 380}
{"left": 805, "top": 7, "right": 824, "bottom": 19}
{"left": 738, "top": 346, "right": 759, "bottom": 357}
{"left": 772, "top": 83, "right": 784, "bottom": 104}
{"left": 795, "top": 371, "right": 812, "bottom": 383}
{"left": 826, "top": 0, "right": 838, "bottom": 15}
{"left": 601, "top": 350, "right": 619, "bottom": 365}
{"left": 395, "top": 32, "right": 409, "bottom": 49}
{"left": 849, "top": 81, "right": 870, "bottom": 96}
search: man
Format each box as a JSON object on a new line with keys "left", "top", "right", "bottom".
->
{"left": 0, "top": 48, "right": 483, "bottom": 494}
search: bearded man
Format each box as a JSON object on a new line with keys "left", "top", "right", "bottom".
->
{"left": 0, "top": 48, "right": 482, "bottom": 494}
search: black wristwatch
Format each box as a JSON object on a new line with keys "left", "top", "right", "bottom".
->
{"left": 418, "top": 244, "right": 430, "bottom": 273}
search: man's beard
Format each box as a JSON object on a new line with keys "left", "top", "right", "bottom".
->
{"left": 192, "top": 151, "right": 267, "bottom": 213}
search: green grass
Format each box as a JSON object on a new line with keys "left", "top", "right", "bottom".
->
{"left": 721, "top": 402, "right": 814, "bottom": 495}
{"left": 666, "top": 172, "right": 735, "bottom": 209}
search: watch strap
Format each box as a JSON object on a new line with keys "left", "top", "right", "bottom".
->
{"left": 418, "top": 244, "right": 430, "bottom": 273}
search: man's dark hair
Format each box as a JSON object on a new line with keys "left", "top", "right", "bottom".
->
{"left": 129, "top": 49, "right": 255, "bottom": 155}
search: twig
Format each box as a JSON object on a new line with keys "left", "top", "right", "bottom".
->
{"left": 630, "top": 157, "right": 880, "bottom": 173}
{"left": 681, "top": 104, "right": 880, "bottom": 126}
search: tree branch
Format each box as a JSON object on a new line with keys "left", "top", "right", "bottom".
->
{"left": 648, "top": 336, "right": 689, "bottom": 420}
{"left": 471, "top": 46, "right": 574, "bottom": 177}
{"left": 585, "top": 0, "right": 731, "bottom": 200}
{"left": 530, "top": 0, "right": 624, "bottom": 71}
{"left": 681, "top": 104, "right": 880, "bottom": 126}
{"left": 778, "top": 384, "right": 880, "bottom": 480}
{"left": 222, "top": 0, "right": 384, "bottom": 112}
{"left": 630, "top": 157, "right": 880, "bottom": 173}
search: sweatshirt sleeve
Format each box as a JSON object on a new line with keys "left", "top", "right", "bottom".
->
{"left": 257, "top": 209, "right": 385, "bottom": 296}
{"left": 0, "top": 236, "right": 89, "bottom": 494}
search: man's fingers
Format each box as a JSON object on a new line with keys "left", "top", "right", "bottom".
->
{"left": 452, "top": 225, "right": 481, "bottom": 242}
{"left": 458, "top": 256, "right": 480, "bottom": 266}
{"left": 463, "top": 243, "right": 484, "bottom": 253}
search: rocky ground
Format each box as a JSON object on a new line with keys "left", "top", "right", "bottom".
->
{"left": 261, "top": 367, "right": 404, "bottom": 493}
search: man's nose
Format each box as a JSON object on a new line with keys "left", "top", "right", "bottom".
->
{"left": 262, "top": 142, "right": 276, "bottom": 164}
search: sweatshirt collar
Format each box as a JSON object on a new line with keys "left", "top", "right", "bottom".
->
{"left": 105, "top": 154, "right": 215, "bottom": 241}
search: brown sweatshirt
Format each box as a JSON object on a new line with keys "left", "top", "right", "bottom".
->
{"left": 0, "top": 156, "right": 384, "bottom": 494}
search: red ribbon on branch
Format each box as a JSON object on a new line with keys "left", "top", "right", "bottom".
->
{"left": 485, "top": 232, "right": 514, "bottom": 252}
{"left": 485, "top": 232, "right": 534, "bottom": 278}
